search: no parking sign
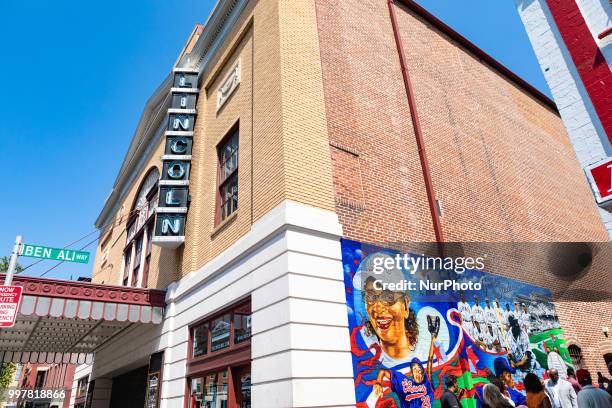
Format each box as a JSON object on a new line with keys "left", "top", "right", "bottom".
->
{"left": 0, "top": 285, "right": 23, "bottom": 327}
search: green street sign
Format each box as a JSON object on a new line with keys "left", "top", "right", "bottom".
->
{"left": 20, "top": 244, "right": 90, "bottom": 264}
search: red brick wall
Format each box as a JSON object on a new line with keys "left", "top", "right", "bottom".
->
{"left": 315, "top": 0, "right": 611, "bottom": 373}
{"left": 18, "top": 363, "right": 75, "bottom": 408}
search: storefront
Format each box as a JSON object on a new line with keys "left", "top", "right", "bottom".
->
{"left": 186, "top": 301, "right": 251, "bottom": 408}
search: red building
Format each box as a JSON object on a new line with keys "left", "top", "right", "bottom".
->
{"left": 15, "top": 364, "right": 75, "bottom": 408}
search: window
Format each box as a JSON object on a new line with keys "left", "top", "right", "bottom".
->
{"left": 211, "top": 314, "right": 231, "bottom": 352}
{"left": 216, "top": 127, "right": 239, "bottom": 223}
{"left": 193, "top": 323, "right": 209, "bottom": 358}
{"left": 186, "top": 299, "right": 251, "bottom": 408}
{"left": 233, "top": 306, "right": 251, "bottom": 344}
{"left": 604, "top": 353, "right": 612, "bottom": 371}
{"left": 13, "top": 365, "right": 22, "bottom": 383}
{"left": 190, "top": 370, "right": 228, "bottom": 408}
{"left": 35, "top": 370, "right": 46, "bottom": 388}
{"left": 568, "top": 344, "right": 584, "bottom": 369}
{"left": 141, "top": 223, "right": 154, "bottom": 289}
{"left": 131, "top": 236, "right": 143, "bottom": 286}
{"left": 189, "top": 301, "right": 251, "bottom": 359}
{"left": 76, "top": 377, "right": 88, "bottom": 398}
{"left": 122, "top": 250, "right": 131, "bottom": 287}
{"left": 122, "top": 168, "right": 159, "bottom": 288}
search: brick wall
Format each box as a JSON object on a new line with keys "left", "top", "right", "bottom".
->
{"left": 91, "top": 135, "right": 180, "bottom": 290}
{"left": 181, "top": 0, "right": 337, "bottom": 276}
{"left": 94, "top": 0, "right": 339, "bottom": 284}
{"left": 17, "top": 363, "right": 75, "bottom": 408}
{"left": 315, "top": 0, "right": 611, "bottom": 373}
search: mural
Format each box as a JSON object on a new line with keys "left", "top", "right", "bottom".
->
{"left": 341, "top": 239, "right": 572, "bottom": 408}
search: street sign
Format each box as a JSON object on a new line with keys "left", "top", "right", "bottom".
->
{"left": 0, "top": 285, "right": 23, "bottom": 327}
{"left": 20, "top": 244, "right": 90, "bottom": 264}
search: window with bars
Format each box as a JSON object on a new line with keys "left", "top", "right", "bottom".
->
{"left": 216, "top": 126, "right": 239, "bottom": 224}
{"left": 568, "top": 344, "right": 584, "bottom": 369}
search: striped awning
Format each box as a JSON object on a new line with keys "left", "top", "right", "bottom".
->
{"left": 0, "top": 275, "right": 166, "bottom": 363}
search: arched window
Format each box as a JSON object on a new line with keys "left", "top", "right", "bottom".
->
{"left": 604, "top": 353, "right": 612, "bottom": 371}
{"left": 122, "top": 168, "right": 159, "bottom": 288}
{"left": 568, "top": 344, "right": 584, "bottom": 370}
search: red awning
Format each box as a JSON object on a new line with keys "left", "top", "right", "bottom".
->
{"left": 0, "top": 275, "right": 166, "bottom": 363}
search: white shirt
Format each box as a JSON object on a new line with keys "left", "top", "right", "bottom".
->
{"left": 501, "top": 310, "right": 510, "bottom": 326}
{"left": 484, "top": 306, "right": 497, "bottom": 325}
{"left": 519, "top": 311, "right": 531, "bottom": 330}
{"left": 472, "top": 304, "right": 485, "bottom": 323}
{"left": 545, "top": 379, "right": 578, "bottom": 408}
{"left": 549, "top": 381, "right": 563, "bottom": 408}
{"left": 458, "top": 301, "right": 472, "bottom": 323}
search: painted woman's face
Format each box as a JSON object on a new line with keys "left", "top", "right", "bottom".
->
{"left": 364, "top": 280, "right": 408, "bottom": 344}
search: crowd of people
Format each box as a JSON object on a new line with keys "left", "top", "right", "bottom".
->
{"left": 439, "top": 365, "right": 612, "bottom": 408}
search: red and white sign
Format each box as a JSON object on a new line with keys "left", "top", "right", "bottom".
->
{"left": 0, "top": 285, "right": 23, "bottom": 327}
{"left": 587, "top": 159, "right": 612, "bottom": 204}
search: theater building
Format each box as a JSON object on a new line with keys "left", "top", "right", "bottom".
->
{"left": 1, "top": 0, "right": 611, "bottom": 407}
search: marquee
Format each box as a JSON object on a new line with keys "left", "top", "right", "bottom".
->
{"left": 0, "top": 275, "right": 166, "bottom": 364}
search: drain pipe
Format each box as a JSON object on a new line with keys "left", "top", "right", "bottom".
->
{"left": 387, "top": 0, "right": 445, "bottom": 245}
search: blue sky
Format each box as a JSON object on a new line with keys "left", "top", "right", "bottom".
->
{"left": 0, "top": 1, "right": 550, "bottom": 281}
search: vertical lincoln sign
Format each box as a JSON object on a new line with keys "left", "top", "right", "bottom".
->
{"left": 151, "top": 68, "right": 200, "bottom": 248}
{"left": 0, "top": 286, "right": 23, "bottom": 328}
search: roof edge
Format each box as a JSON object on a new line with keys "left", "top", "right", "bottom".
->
{"left": 397, "top": 0, "right": 558, "bottom": 114}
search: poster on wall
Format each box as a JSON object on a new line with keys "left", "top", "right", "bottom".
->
{"left": 341, "top": 239, "right": 572, "bottom": 408}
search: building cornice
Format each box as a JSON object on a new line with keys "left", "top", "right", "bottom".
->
{"left": 95, "top": 0, "right": 249, "bottom": 229}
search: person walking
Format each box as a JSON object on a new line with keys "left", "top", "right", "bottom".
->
{"left": 544, "top": 368, "right": 577, "bottom": 408}
{"left": 575, "top": 369, "right": 612, "bottom": 408}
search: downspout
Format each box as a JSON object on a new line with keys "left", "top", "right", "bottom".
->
{"left": 387, "top": 0, "right": 445, "bottom": 245}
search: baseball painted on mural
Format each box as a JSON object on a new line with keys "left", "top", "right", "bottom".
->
{"left": 342, "top": 239, "right": 572, "bottom": 408}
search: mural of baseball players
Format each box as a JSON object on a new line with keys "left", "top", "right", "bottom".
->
{"left": 342, "top": 239, "right": 573, "bottom": 408}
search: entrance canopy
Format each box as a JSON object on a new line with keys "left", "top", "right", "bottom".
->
{"left": 0, "top": 275, "right": 166, "bottom": 364}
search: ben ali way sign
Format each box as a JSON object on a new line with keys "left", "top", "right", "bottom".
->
{"left": 20, "top": 244, "right": 90, "bottom": 264}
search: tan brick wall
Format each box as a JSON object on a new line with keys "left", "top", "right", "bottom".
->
{"left": 91, "top": 136, "right": 180, "bottom": 289}
{"left": 315, "top": 0, "right": 611, "bottom": 373}
{"left": 182, "top": 25, "right": 255, "bottom": 275}
{"left": 278, "top": 0, "right": 336, "bottom": 213}
{"left": 180, "top": 0, "right": 336, "bottom": 275}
